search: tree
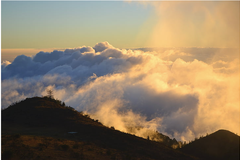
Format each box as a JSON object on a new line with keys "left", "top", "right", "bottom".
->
{"left": 47, "top": 89, "right": 54, "bottom": 99}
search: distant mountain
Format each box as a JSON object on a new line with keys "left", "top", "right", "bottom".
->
{"left": 1, "top": 97, "right": 196, "bottom": 160}
{"left": 180, "top": 129, "right": 239, "bottom": 160}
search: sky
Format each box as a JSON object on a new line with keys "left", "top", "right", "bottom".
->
{"left": 1, "top": 1, "right": 239, "bottom": 61}
{"left": 1, "top": 1, "right": 156, "bottom": 61}
{"left": 1, "top": 1, "right": 240, "bottom": 141}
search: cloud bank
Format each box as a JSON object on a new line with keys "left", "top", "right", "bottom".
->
{"left": 1, "top": 42, "right": 239, "bottom": 141}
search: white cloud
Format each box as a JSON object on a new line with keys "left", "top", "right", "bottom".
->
{"left": 1, "top": 42, "right": 239, "bottom": 141}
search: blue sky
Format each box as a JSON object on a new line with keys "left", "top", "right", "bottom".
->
{"left": 1, "top": 1, "right": 155, "bottom": 49}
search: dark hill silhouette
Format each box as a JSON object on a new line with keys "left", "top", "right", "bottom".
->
{"left": 2, "top": 97, "right": 102, "bottom": 128}
{"left": 1, "top": 97, "right": 197, "bottom": 160}
{"left": 180, "top": 129, "right": 239, "bottom": 160}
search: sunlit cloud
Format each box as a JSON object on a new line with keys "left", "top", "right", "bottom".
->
{"left": 143, "top": 1, "right": 240, "bottom": 48}
{"left": 2, "top": 42, "right": 239, "bottom": 141}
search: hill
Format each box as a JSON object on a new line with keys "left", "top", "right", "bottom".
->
{"left": 179, "top": 129, "right": 239, "bottom": 160}
{"left": 2, "top": 97, "right": 102, "bottom": 129}
{"left": 1, "top": 97, "right": 196, "bottom": 160}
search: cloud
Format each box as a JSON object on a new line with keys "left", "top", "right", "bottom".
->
{"left": 1, "top": 42, "right": 239, "bottom": 141}
{"left": 93, "top": 41, "right": 114, "bottom": 52}
{"left": 33, "top": 50, "right": 64, "bottom": 63}
{"left": 1, "top": 60, "right": 11, "bottom": 68}
{"left": 144, "top": 1, "right": 239, "bottom": 48}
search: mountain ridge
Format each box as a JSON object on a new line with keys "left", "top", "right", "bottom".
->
{"left": 179, "top": 129, "right": 239, "bottom": 160}
{"left": 2, "top": 97, "right": 239, "bottom": 160}
{"left": 2, "top": 96, "right": 197, "bottom": 160}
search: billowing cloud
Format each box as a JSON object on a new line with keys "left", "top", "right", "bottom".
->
{"left": 93, "top": 41, "right": 114, "bottom": 52}
{"left": 1, "top": 42, "right": 239, "bottom": 141}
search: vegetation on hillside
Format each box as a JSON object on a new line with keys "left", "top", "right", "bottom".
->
{"left": 2, "top": 96, "right": 197, "bottom": 160}
{"left": 2, "top": 134, "right": 141, "bottom": 160}
{"left": 2, "top": 95, "right": 239, "bottom": 160}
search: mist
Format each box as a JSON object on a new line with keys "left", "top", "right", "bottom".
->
{"left": 142, "top": 1, "right": 239, "bottom": 48}
{"left": 1, "top": 42, "right": 239, "bottom": 141}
